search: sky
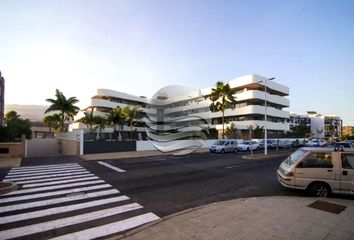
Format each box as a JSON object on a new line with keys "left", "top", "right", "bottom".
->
{"left": 0, "top": 0, "right": 354, "bottom": 124}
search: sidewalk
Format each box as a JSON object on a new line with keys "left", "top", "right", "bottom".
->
{"left": 115, "top": 196, "right": 354, "bottom": 240}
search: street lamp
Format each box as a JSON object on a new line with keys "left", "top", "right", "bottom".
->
{"left": 258, "top": 77, "right": 275, "bottom": 155}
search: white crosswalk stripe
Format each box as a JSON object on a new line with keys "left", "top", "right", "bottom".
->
{"left": 0, "top": 189, "right": 119, "bottom": 213}
{"left": 3, "top": 171, "right": 91, "bottom": 181}
{"left": 22, "top": 176, "right": 99, "bottom": 188}
{"left": 14, "top": 173, "right": 95, "bottom": 185}
{"left": 5, "top": 180, "right": 105, "bottom": 195}
{"left": 4, "top": 169, "right": 88, "bottom": 178}
{"left": 0, "top": 163, "right": 159, "bottom": 239}
{"left": 10, "top": 163, "right": 79, "bottom": 171}
{"left": 8, "top": 166, "right": 84, "bottom": 175}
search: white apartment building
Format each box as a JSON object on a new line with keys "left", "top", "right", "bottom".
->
{"left": 73, "top": 74, "right": 290, "bottom": 139}
{"left": 290, "top": 112, "right": 342, "bottom": 139}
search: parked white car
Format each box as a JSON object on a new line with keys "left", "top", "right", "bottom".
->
{"left": 306, "top": 139, "right": 327, "bottom": 147}
{"left": 236, "top": 141, "right": 259, "bottom": 151}
{"left": 209, "top": 139, "right": 238, "bottom": 154}
{"left": 277, "top": 147, "right": 354, "bottom": 197}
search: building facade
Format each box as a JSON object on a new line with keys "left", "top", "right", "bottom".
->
{"left": 73, "top": 74, "right": 290, "bottom": 139}
{"left": 0, "top": 71, "right": 4, "bottom": 126}
{"left": 290, "top": 112, "right": 342, "bottom": 139}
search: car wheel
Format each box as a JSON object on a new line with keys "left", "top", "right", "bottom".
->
{"left": 247, "top": 147, "right": 250, "bottom": 151}
{"left": 221, "top": 149, "right": 225, "bottom": 154}
{"left": 234, "top": 148, "right": 237, "bottom": 153}
{"left": 309, "top": 183, "right": 330, "bottom": 197}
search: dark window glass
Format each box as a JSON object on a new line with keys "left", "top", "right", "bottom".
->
{"left": 341, "top": 153, "right": 354, "bottom": 169}
{"left": 297, "top": 153, "right": 333, "bottom": 168}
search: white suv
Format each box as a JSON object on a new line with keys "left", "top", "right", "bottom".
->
{"left": 237, "top": 141, "right": 259, "bottom": 151}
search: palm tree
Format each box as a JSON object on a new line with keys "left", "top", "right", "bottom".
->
{"left": 93, "top": 115, "right": 107, "bottom": 140}
{"left": 225, "top": 123, "right": 238, "bottom": 139}
{"left": 253, "top": 125, "right": 264, "bottom": 139}
{"left": 209, "top": 81, "right": 236, "bottom": 138}
{"left": 122, "top": 105, "right": 143, "bottom": 140}
{"left": 106, "top": 107, "right": 125, "bottom": 140}
{"left": 76, "top": 109, "right": 97, "bottom": 131}
{"left": 43, "top": 114, "right": 61, "bottom": 133}
{"left": 45, "top": 89, "right": 80, "bottom": 132}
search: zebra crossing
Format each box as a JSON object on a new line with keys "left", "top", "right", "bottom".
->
{"left": 0, "top": 163, "right": 159, "bottom": 240}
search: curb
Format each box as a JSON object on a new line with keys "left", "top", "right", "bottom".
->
{"left": 0, "top": 181, "right": 18, "bottom": 195}
{"left": 242, "top": 152, "right": 290, "bottom": 160}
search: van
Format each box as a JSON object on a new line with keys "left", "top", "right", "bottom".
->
{"left": 209, "top": 139, "right": 238, "bottom": 154}
{"left": 277, "top": 147, "right": 354, "bottom": 197}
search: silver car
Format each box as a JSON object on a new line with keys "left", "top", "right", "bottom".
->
{"left": 209, "top": 139, "right": 238, "bottom": 154}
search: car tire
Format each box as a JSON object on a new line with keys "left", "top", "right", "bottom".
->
{"left": 234, "top": 148, "right": 237, "bottom": 153}
{"left": 309, "top": 183, "right": 330, "bottom": 197}
{"left": 221, "top": 149, "right": 225, "bottom": 154}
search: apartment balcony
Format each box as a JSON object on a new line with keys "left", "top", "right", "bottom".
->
{"left": 90, "top": 98, "right": 155, "bottom": 114}
{"left": 214, "top": 120, "right": 290, "bottom": 131}
{"left": 234, "top": 90, "right": 289, "bottom": 107}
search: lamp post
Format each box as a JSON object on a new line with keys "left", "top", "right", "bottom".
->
{"left": 261, "top": 77, "right": 275, "bottom": 155}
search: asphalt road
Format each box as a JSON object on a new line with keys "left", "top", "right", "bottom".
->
{"left": 1, "top": 150, "right": 353, "bottom": 239}
{"left": 80, "top": 150, "right": 304, "bottom": 217}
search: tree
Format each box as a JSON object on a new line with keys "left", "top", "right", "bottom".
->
{"left": 76, "top": 109, "right": 97, "bottom": 131}
{"left": 106, "top": 107, "right": 125, "bottom": 140}
{"left": 208, "top": 127, "right": 218, "bottom": 139}
{"left": 0, "top": 111, "right": 32, "bottom": 142}
{"left": 292, "top": 124, "right": 311, "bottom": 138}
{"left": 253, "top": 125, "right": 264, "bottom": 139}
{"left": 93, "top": 115, "right": 107, "bottom": 140}
{"left": 325, "top": 125, "right": 335, "bottom": 137}
{"left": 5, "top": 111, "right": 20, "bottom": 122}
{"left": 45, "top": 89, "right": 80, "bottom": 132}
{"left": 122, "top": 105, "right": 143, "bottom": 140}
{"left": 209, "top": 81, "right": 236, "bottom": 139}
{"left": 225, "top": 123, "right": 238, "bottom": 139}
{"left": 43, "top": 114, "right": 61, "bottom": 133}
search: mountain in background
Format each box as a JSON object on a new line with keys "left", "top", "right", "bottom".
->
{"left": 5, "top": 104, "right": 49, "bottom": 122}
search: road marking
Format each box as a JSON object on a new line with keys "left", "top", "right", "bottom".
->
{"left": 0, "top": 203, "right": 142, "bottom": 239}
{"left": 12, "top": 173, "right": 95, "bottom": 185}
{"left": 225, "top": 165, "right": 241, "bottom": 169}
{"left": 5, "top": 169, "right": 88, "bottom": 178}
{"left": 5, "top": 180, "right": 106, "bottom": 195}
{"left": 0, "top": 196, "right": 130, "bottom": 224}
{"left": 3, "top": 171, "right": 91, "bottom": 181}
{"left": 8, "top": 166, "right": 84, "bottom": 175}
{"left": 22, "top": 176, "right": 99, "bottom": 188}
{"left": 0, "top": 189, "right": 120, "bottom": 213}
{"left": 0, "top": 184, "right": 113, "bottom": 203}
{"left": 1, "top": 163, "right": 159, "bottom": 239}
{"left": 51, "top": 213, "right": 160, "bottom": 240}
{"left": 10, "top": 163, "right": 79, "bottom": 171}
{"left": 98, "top": 161, "right": 126, "bottom": 172}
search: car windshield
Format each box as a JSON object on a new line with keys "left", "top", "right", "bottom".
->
{"left": 214, "top": 140, "right": 225, "bottom": 146}
{"left": 284, "top": 149, "right": 308, "bottom": 165}
{"left": 242, "top": 141, "right": 250, "bottom": 144}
